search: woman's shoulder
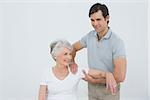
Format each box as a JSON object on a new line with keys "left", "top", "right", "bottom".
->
{"left": 41, "top": 67, "right": 53, "bottom": 77}
{"left": 75, "top": 67, "right": 89, "bottom": 77}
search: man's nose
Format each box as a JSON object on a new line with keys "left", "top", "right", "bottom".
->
{"left": 93, "top": 21, "right": 98, "bottom": 26}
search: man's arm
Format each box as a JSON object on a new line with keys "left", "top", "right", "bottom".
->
{"left": 69, "top": 41, "right": 84, "bottom": 74}
{"left": 83, "top": 69, "right": 109, "bottom": 84}
{"left": 83, "top": 57, "right": 127, "bottom": 84}
{"left": 72, "top": 41, "right": 84, "bottom": 61}
{"left": 82, "top": 69, "right": 105, "bottom": 84}
{"left": 83, "top": 70, "right": 117, "bottom": 94}
{"left": 113, "top": 57, "right": 127, "bottom": 83}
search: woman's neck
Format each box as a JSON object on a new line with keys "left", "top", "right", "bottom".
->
{"left": 53, "top": 64, "right": 69, "bottom": 80}
{"left": 55, "top": 64, "right": 68, "bottom": 71}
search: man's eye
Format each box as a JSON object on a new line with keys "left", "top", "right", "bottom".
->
{"left": 91, "top": 19, "right": 94, "bottom": 21}
{"left": 97, "top": 19, "right": 101, "bottom": 21}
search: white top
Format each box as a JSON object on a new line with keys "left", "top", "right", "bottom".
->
{"left": 40, "top": 67, "right": 88, "bottom": 100}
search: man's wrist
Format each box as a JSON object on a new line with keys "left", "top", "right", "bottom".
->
{"left": 101, "top": 71, "right": 107, "bottom": 78}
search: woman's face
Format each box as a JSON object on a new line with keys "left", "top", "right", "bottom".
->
{"left": 56, "top": 47, "right": 72, "bottom": 66}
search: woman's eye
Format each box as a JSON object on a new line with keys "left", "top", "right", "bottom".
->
{"left": 64, "top": 53, "right": 67, "bottom": 55}
{"left": 69, "top": 53, "right": 72, "bottom": 55}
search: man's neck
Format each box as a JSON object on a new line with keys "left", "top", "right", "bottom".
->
{"left": 97, "top": 27, "right": 109, "bottom": 41}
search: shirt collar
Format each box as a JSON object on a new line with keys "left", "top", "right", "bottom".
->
{"left": 94, "top": 28, "right": 112, "bottom": 40}
{"left": 103, "top": 28, "right": 112, "bottom": 39}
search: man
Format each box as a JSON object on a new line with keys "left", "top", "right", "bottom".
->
{"left": 71, "top": 3, "right": 127, "bottom": 100}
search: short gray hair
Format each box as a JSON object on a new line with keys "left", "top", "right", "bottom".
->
{"left": 50, "top": 40, "right": 73, "bottom": 60}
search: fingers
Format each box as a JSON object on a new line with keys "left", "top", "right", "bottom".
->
{"left": 82, "top": 70, "right": 96, "bottom": 83}
{"left": 105, "top": 72, "right": 117, "bottom": 95}
{"left": 111, "top": 84, "right": 116, "bottom": 95}
{"left": 73, "top": 66, "right": 78, "bottom": 74}
{"left": 106, "top": 83, "right": 117, "bottom": 95}
{"left": 82, "top": 70, "right": 88, "bottom": 81}
{"left": 113, "top": 84, "right": 117, "bottom": 94}
{"left": 69, "top": 62, "right": 78, "bottom": 74}
{"left": 82, "top": 69, "right": 86, "bottom": 75}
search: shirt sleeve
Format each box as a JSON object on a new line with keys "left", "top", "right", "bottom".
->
{"left": 80, "top": 34, "right": 89, "bottom": 48}
{"left": 113, "top": 39, "right": 126, "bottom": 59}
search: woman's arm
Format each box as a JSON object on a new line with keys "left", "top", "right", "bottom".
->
{"left": 38, "top": 85, "right": 47, "bottom": 100}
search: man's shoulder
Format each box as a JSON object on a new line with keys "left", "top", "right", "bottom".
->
{"left": 85, "top": 30, "right": 96, "bottom": 37}
{"left": 110, "top": 31, "right": 125, "bottom": 48}
{"left": 111, "top": 31, "right": 123, "bottom": 42}
{"left": 81, "top": 30, "right": 96, "bottom": 39}
{"left": 89, "top": 30, "right": 96, "bottom": 34}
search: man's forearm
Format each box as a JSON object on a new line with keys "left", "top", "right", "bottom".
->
{"left": 113, "top": 57, "right": 127, "bottom": 83}
{"left": 93, "top": 77, "right": 106, "bottom": 84}
{"left": 72, "top": 41, "right": 84, "bottom": 62}
{"left": 88, "top": 70, "right": 107, "bottom": 84}
{"left": 72, "top": 48, "right": 77, "bottom": 62}
{"left": 88, "top": 69, "right": 106, "bottom": 79}
{"left": 88, "top": 71, "right": 115, "bottom": 84}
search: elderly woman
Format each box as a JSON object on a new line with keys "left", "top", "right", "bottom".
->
{"left": 38, "top": 40, "right": 117, "bottom": 100}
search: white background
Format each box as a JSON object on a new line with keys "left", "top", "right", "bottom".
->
{"left": 0, "top": 0, "right": 149, "bottom": 100}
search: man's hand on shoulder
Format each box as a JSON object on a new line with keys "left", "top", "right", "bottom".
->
{"left": 69, "top": 62, "right": 78, "bottom": 74}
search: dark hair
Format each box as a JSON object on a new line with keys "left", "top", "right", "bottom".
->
{"left": 89, "top": 3, "right": 109, "bottom": 18}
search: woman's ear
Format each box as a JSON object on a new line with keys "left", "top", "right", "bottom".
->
{"left": 54, "top": 56, "right": 57, "bottom": 60}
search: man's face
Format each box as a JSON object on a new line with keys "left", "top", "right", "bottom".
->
{"left": 90, "top": 10, "right": 109, "bottom": 34}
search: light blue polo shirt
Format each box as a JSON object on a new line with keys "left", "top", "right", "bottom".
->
{"left": 80, "top": 28, "right": 126, "bottom": 72}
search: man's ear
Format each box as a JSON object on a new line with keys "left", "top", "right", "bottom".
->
{"left": 105, "top": 15, "right": 110, "bottom": 24}
{"left": 106, "top": 15, "right": 110, "bottom": 21}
